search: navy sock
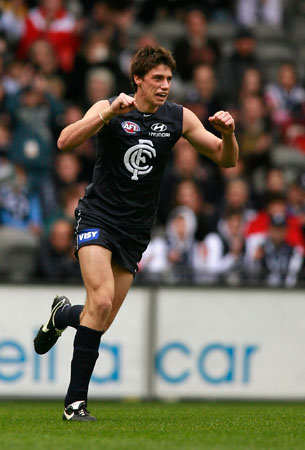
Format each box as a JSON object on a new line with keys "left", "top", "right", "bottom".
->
{"left": 55, "top": 305, "right": 83, "bottom": 330}
{"left": 65, "top": 325, "right": 103, "bottom": 407}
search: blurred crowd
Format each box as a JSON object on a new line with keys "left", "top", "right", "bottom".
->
{"left": 0, "top": 0, "right": 304, "bottom": 287}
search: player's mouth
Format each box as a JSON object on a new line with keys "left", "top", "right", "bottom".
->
{"left": 156, "top": 92, "right": 168, "bottom": 100}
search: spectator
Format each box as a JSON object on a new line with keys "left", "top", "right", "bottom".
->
{"left": 69, "top": 31, "right": 128, "bottom": 102}
{"left": 2, "top": 60, "right": 28, "bottom": 95}
{"left": 0, "top": 164, "right": 42, "bottom": 233}
{"left": 264, "top": 63, "right": 305, "bottom": 131}
{"left": 217, "top": 178, "right": 256, "bottom": 226}
{"left": 236, "top": 0, "right": 283, "bottom": 27}
{"left": 0, "top": 0, "right": 27, "bottom": 44}
{"left": 250, "top": 214, "right": 303, "bottom": 287}
{"left": 287, "top": 175, "right": 305, "bottom": 222}
{"left": 0, "top": 165, "right": 42, "bottom": 281}
{"left": 17, "top": 0, "right": 79, "bottom": 73}
{"left": 110, "top": 2, "right": 136, "bottom": 57}
{"left": 45, "top": 183, "right": 85, "bottom": 234}
{"left": 27, "top": 38, "right": 68, "bottom": 99}
{"left": 158, "top": 138, "right": 221, "bottom": 225}
{"left": 28, "top": 39, "right": 62, "bottom": 77}
{"left": 286, "top": 175, "right": 305, "bottom": 247}
{"left": 83, "top": 1, "right": 135, "bottom": 59}
{"left": 0, "top": 162, "right": 42, "bottom": 279}
{"left": 219, "top": 27, "right": 259, "bottom": 101}
{"left": 236, "top": 94, "right": 272, "bottom": 176}
{"left": 255, "top": 167, "right": 286, "bottom": 208}
{"left": 173, "top": 179, "right": 217, "bottom": 241}
{"left": 140, "top": 206, "right": 198, "bottom": 283}
{"left": 173, "top": 8, "right": 220, "bottom": 82}
{"left": 183, "top": 64, "right": 222, "bottom": 132}
{"left": 83, "top": 1, "right": 113, "bottom": 36}
{"left": 4, "top": 73, "right": 64, "bottom": 188}
{"left": 54, "top": 152, "right": 82, "bottom": 190}
{"left": 84, "top": 67, "right": 115, "bottom": 109}
{"left": 195, "top": 209, "right": 246, "bottom": 284}
{"left": 39, "top": 152, "right": 82, "bottom": 223}
{"left": 239, "top": 67, "right": 264, "bottom": 102}
{"left": 245, "top": 193, "right": 305, "bottom": 263}
{"left": 46, "top": 74, "right": 66, "bottom": 101}
{"left": 59, "top": 104, "right": 95, "bottom": 182}
{"left": 37, "top": 217, "right": 81, "bottom": 281}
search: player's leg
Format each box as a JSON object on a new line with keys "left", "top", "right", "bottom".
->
{"left": 34, "top": 244, "right": 112, "bottom": 356}
{"left": 63, "top": 245, "right": 113, "bottom": 418}
{"left": 44, "top": 223, "right": 147, "bottom": 335}
{"left": 55, "top": 261, "right": 133, "bottom": 333}
{"left": 63, "top": 245, "right": 133, "bottom": 421}
{"left": 34, "top": 253, "right": 134, "bottom": 354}
{"left": 103, "top": 260, "right": 134, "bottom": 333}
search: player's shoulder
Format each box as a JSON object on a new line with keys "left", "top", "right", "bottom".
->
{"left": 161, "top": 100, "right": 183, "bottom": 121}
{"left": 182, "top": 105, "right": 201, "bottom": 123}
{"left": 164, "top": 99, "right": 183, "bottom": 110}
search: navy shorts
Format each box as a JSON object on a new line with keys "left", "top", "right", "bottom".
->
{"left": 74, "top": 209, "right": 151, "bottom": 275}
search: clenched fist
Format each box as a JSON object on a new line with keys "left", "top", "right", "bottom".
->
{"left": 209, "top": 110, "right": 235, "bottom": 135}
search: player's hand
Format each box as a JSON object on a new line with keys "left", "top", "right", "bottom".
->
{"left": 208, "top": 111, "right": 235, "bottom": 135}
{"left": 110, "top": 93, "right": 137, "bottom": 116}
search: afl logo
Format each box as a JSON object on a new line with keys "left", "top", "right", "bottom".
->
{"left": 124, "top": 139, "right": 156, "bottom": 181}
{"left": 122, "top": 121, "right": 140, "bottom": 134}
{"left": 151, "top": 123, "right": 167, "bottom": 132}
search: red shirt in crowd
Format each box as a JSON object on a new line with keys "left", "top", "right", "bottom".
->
{"left": 245, "top": 210, "right": 305, "bottom": 249}
{"left": 17, "top": 6, "right": 79, "bottom": 73}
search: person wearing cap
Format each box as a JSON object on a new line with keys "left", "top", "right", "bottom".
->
{"left": 251, "top": 213, "right": 303, "bottom": 287}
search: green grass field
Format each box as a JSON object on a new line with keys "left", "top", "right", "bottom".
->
{"left": 1, "top": 401, "right": 305, "bottom": 450}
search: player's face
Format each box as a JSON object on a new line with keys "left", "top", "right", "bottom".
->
{"left": 135, "top": 64, "right": 173, "bottom": 108}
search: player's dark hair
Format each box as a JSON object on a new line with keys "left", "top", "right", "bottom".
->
{"left": 130, "top": 46, "right": 176, "bottom": 92}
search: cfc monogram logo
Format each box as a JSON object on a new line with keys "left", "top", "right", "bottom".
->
{"left": 124, "top": 139, "right": 156, "bottom": 181}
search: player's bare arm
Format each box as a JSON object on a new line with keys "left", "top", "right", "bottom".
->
{"left": 57, "top": 94, "right": 137, "bottom": 151}
{"left": 182, "top": 107, "right": 239, "bottom": 168}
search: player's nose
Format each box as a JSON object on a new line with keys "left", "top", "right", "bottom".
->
{"left": 161, "top": 79, "right": 170, "bottom": 89}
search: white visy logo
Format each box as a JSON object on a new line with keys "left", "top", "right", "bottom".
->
{"left": 78, "top": 231, "right": 98, "bottom": 241}
{"left": 151, "top": 123, "right": 167, "bottom": 132}
{"left": 124, "top": 139, "right": 156, "bottom": 181}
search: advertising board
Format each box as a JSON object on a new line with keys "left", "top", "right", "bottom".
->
{"left": 1, "top": 285, "right": 305, "bottom": 399}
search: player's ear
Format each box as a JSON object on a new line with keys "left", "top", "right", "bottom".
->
{"left": 134, "top": 75, "right": 142, "bottom": 86}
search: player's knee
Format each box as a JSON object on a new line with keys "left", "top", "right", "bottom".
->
{"left": 89, "top": 295, "right": 113, "bottom": 320}
{"left": 98, "top": 297, "right": 113, "bottom": 318}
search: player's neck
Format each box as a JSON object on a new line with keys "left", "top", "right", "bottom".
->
{"left": 134, "top": 92, "right": 159, "bottom": 114}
